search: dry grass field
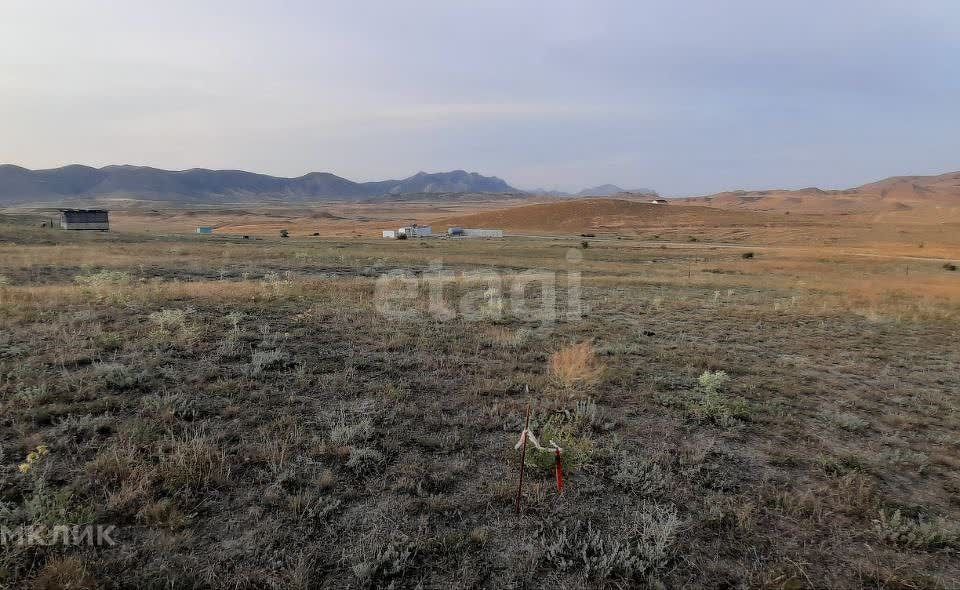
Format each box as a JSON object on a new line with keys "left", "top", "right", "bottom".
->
{"left": 1, "top": 202, "right": 959, "bottom": 588}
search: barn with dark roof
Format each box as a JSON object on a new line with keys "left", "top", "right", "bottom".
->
{"left": 59, "top": 209, "right": 109, "bottom": 231}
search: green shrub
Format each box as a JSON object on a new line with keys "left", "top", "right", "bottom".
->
{"left": 537, "top": 503, "right": 680, "bottom": 583}
{"left": 822, "top": 410, "right": 870, "bottom": 432}
{"left": 687, "top": 370, "right": 751, "bottom": 427}
{"left": 74, "top": 270, "right": 131, "bottom": 286}
{"left": 610, "top": 453, "right": 671, "bottom": 497}
{"left": 874, "top": 509, "right": 960, "bottom": 550}
{"left": 248, "top": 349, "right": 288, "bottom": 376}
{"left": 524, "top": 415, "right": 594, "bottom": 472}
{"left": 346, "top": 448, "right": 386, "bottom": 476}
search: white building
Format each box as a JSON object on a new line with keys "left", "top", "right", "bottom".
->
{"left": 398, "top": 225, "right": 432, "bottom": 238}
{"left": 382, "top": 225, "right": 433, "bottom": 238}
{"left": 462, "top": 228, "right": 503, "bottom": 238}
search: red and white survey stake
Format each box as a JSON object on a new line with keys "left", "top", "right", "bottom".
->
{"left": 514, "top": 402, "right": 565, "bottom": 513}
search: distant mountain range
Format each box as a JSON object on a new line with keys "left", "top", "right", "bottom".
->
{"left": 0, "top": 165, "right": 521, "bottom": 204}
{"left": 576, "top": 184, "right": 658, "bottom": 197}
{"left": 525, "top": 184, "right": 658, "bottom": 197}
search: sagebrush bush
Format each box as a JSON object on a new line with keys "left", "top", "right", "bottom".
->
{"left": 610, "top": 452, "right": 671, "bottom": 497}
{"left": 352, "top": 538, "right": 416, "bottom": 588}
{"left": 573, "top": 398, "right": 604, "bottom": 429}
{"left": 697, "top": 370, "right": 729, "bottom": 392}
{"left": 537, "top": 503, "right": 680, "bottom": 583}
{"left": 74, "top": 269, "right": 131, "bottom": 286}
{"left": 346, "top": 448, "right": 386, "bottom": 476}
{"left": 248, "top": 349, "right": 287, "bottom": 376}
{"left": 524, "top": 415, "right": 594, "bottom": 472}
{"left": 874, "top": 509, "right": 960, "bottom": 550}
{"left": 329, "top": 417, "right": 373, "bottom": 446}
{"left": 148, "top": 307, "right": 197, "bottom": 344}
{"left": 687, "top": 370, "right": 750, "bottom": 427}
{"left": 823, "top": 411, "right": 870, "bottom": 432}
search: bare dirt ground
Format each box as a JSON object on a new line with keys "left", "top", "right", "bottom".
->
{"left": 0, "top": 202, "right": 959, "bottom": 588}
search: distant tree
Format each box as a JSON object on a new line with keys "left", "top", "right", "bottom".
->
{"left": 280, "top": 229, "right": 289, "bottom": 238}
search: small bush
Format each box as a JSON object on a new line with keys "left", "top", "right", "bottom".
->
{"left": 943, "top": 263, "right": 957, "bottom": 272}
{"left": 537, "top": 503, "right": 680, "bottom": 583}
{"left": 550, "top": 342, "right": 605, "bottom": 387}
{"left": 157, "top": 432, "right": 230, "bottom": 492}
{"left": 329, "top": 417, "right": 373, "bottom": 446}
{"left": 823, "top": 411, "right": 870, "bottom": 432}
{"left": 681, "top": 371, "right": 751, "bottom": 427}
{"left": 32, "top": 557, "right": 97, "bottom": 590}
{"left": 352, "top": 538, "right": 416, "bottom": 588}
{"left": 137, "top": 498, "right": 187, "bottom": 529}
{"left": 24, "top": 481, "right": 95, "bottom": 526}
{"left": 148, "top": 308, "right": 197, "bottom": 344}
{"left": 873, "top": 509, "right": 960, "bottom": 550}
{"left": 524, "top": 415, "right": 594, "bottom": 472}
{"left": 741, "top": 251, "right": 755, "bottom": 259}
{"left": 74, "top": 270, "right": 131, "bottom": 286}
{"left": 610, "top": 452, "right": 671, "bottom": 497}
{"left": 248, "top": 349, "right": 288, "bottom": 376}
{"left": 572, "top": 398, "right": 604, "bottom": 429}
{"left": 581, "top": 241, "right": 590, "bottom": 249}
{"left": 94, "top": 362, "right": 137, "bottom": 391}
{"left": 346, "top": 448, "right": 386, "bottom": 476}
{"left": 698, "top": 370, "right": 729, "bottom": 392}
{"left": 95, "top": 331, "right": 123, "bottom": 352}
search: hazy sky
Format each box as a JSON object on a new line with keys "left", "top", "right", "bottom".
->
{"left": 2, "top": 1, "right": 959, "bottom": 195}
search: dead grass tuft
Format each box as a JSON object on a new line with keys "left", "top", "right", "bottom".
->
{"left": 32, "top": 556, "right": 97, "bottom": 590}
{"left": 550, "top": 342, "right": 605, "bottom": 387}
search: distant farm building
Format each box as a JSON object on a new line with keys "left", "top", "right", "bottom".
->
{"left": 399, "top": 225, "right": 432, "bottom": 238}
{"left": 60, "top": 209, "right": 109, "bottom": 231}
{"left": 461, "top": 228, "right": 503, "bottom": 238}
{"left": 380, "top": 225, "right": 432, "bottom": 238}
{"left": 381, "top": 225, "right": 502, "bottom": 239}
{"left": 196, "top": 226, "right": 213, "bottom": 234}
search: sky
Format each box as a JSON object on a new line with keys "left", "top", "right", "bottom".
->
{"left": 2, "top": 1, "right": 959, "bottom": 195}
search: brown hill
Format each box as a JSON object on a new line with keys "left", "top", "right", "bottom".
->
{"left": 685, "top": 171, "right": 960, "bottom": 218}
{"left": 436, "top": 198, "right": 773, "bottom": 235}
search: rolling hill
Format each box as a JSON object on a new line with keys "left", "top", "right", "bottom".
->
{"left": 685, "top": 171, "right": 960, "bottom": 216}
{"left": 0, "top": 165, "right": 517, "bottom": 204}
{"left": 436, "top": 198, "right": 769, "bottom": 234}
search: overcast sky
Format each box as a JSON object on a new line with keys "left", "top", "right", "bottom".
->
{"left": 2, "top": 1, "right": 959, "bottom": 195}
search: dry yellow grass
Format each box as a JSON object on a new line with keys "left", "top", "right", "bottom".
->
{"left": 31, "top": 557, "right": 97, "bottom": 590}
{"left": 549, "top": 342, "right": 605, "bottom": 386}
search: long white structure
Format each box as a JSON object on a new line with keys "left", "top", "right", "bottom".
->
{"left": 462, "top": 228, "right": 503, "bottom": 238}
{"left": 382, "top": 225, "right": 433, "bottom": 238}
{"left": 381, "top": 225, "right": 502, "bottom": 239}
{"left": 398, "top": 226, "right": 432, "bottom": 237}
